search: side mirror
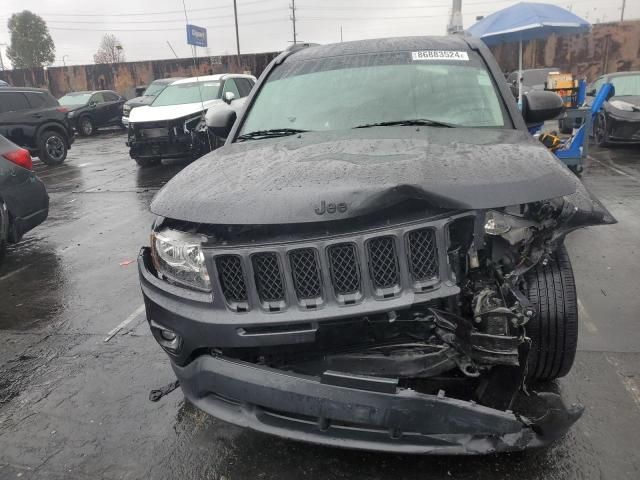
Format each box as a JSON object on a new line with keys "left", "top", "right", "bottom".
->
{"left": 206, "top": 107, "right": 236, "bottom": 139}
{"left": 522, "top": 91, "right": 564, "bottom": 125}
{"left": 89, "top": 101, "right": 97, "bottom": 108}
{"left": 222, "top": 91, "right": 236, "bottom": 104}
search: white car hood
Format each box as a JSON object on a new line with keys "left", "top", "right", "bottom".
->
{"left": 129, "top": 99, "right": 221, "bottom": 123}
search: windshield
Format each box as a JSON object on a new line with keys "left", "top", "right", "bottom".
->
{"left": 239, "top": 50, "right": 505, "bottom": 135}
{"left": 610, "top": 74, "right": 640, "bottom": 96}
{"left": 151, "top": 81, "right": 220, "bottom": 106}
{"left": 59, "top": 93, "right": 92, "bottom": 105}
{"left": 143, "top": 82, "right": 167, "bottom": 97}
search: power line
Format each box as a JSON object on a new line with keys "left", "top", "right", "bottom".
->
{"left": 42, "top": 8, "right": 287, "bottom": 25}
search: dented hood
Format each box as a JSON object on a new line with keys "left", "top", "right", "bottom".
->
{"left": 151, "top": 127, "right": 580, "bottom": 225}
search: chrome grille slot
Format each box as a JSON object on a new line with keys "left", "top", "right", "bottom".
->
{"left": 289, "top": 248, "right": 322, "bottom": 300}
{"left": 328, "top": 243, "right": 361, "bottom": 296}
{"left": 252, "top": 253, "right": 286, "bottom": 303}
{"left": 216, "top": 255, "right": 248, "bottom": 303}
{"left": 407, "top": 228, "right": 439, "bottom": 286}
{"left": 367, "top": 236, "right": 400, "bottom": 289}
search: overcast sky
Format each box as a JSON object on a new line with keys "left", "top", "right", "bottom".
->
{"left": 0, "top": 0, "right": 637, "bottom": 68}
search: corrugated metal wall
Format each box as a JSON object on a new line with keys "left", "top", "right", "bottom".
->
{"left": 0, "top": 52, "right": 279, "bottom": 98}
{"left": 490, "top": 20, "right": 640, "bottom": 80}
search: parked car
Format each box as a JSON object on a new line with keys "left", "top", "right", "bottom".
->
{"left": 0, "top": 87, "right": 74, "bottom": 165}
{"left": 139, "top": 37, "right": 615, "bottom": 454}
{"left": 0, "top": 135, "right": 48, "bottom": 264}
{"left": 121, "top": 77, "right": 184, "bottom": 128}
{"left": 127, "top": 74, "right": 256, "bottom": 167}
{"left": 506, "top": 67, "right": 560, "bottom": 95}
{"left": 587, "top": 71, "right": 640, "bottom": 146}
{"left": 59, "top": 90, "right": 126, "bottom": 136}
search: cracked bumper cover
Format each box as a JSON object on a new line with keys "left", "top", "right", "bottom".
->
{"left": 172, "top": 353, "right": 582, "bottom": 454}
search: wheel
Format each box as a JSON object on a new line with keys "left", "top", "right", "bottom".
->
{"left": 134, "top": 157, "right": 161, "bottom": 167}
{"left": 524, "top": 244, "right": 578, "bottom": 382}
{"left": 593, "top": 112, "right": 609, "bottom": 147}
{"left": 0, "top": 200, "right": 8, "bottom": 265}
{"left": 38, "top": 130, "right": 67, "bottom": 165}
{"left": 79, "top": 115, "right": 95, "bottom": 136}
{"left": 558, "top": 118, "right": 572, "bottom": 135}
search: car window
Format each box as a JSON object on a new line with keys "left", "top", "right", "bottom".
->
{"left": 103, "top": 92, "right": 119, "bottom": 101}
{"left": 240, "top": 51, "right": 506, "bottom": 134}
{"left": 609, "top": 74, "right": 640, "bottom": 96}
{"left": 236, "top": 78, "right": 253, "bottom": 97}
{"left": 589, "top": 77, "right": 604, "bottom": 95}
{"left": 92, "top": 92, "right": 106, "bottom": 103}
{"left": 222, "top": 79, "right": 240, "bottom": 98}
{"left": 24, "top": 92, "right": 49, "bottom": 108}
{"left": 152, "top": 81, "right": 221, "bottom": 106}
{"left": 0, "top": 92, "right": 31, "bottom": 112}
{"left": 59, "top": 92, "right": 93, "bottom": 106}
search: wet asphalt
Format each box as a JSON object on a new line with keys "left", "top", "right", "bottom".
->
{"left": 0, "top": 130, "right": 639, "bottom": 479}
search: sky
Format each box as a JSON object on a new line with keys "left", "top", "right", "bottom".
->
{"left": 0, "top": 0, "right": 638, "bottom": 68}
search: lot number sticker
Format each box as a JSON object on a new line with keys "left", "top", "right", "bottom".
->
{"left": 412, "top": 50, "right": 469, "bottom": 61}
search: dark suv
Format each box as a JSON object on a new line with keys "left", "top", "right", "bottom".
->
{"left": 138, "top": 37, "right": 615, "bottom": 454}
{"left": 0, "top": 87, "right": 74, "bottom": 165}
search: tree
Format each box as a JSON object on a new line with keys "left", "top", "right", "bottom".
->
{"left": 93, "top": 34, "right": 125, "bottom": 64}
{"left": 6, "top": 10, "right": 55, "bottom": 68}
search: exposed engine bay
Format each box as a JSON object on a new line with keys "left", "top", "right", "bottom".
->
{"left": 200, "top": 193, "right": 613, "bottom": 417}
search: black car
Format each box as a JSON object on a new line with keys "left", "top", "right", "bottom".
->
{"left": 588, "top": 71, "right": 640, "bottom": 146}
{"left": 0, "top": 87, "right": 74, "bottom": 165}
{"left": 0, "top": 135, "right": 48, "bottom": 263}
{"left": 59, "top": 90, "right": 126, "bottom": 136}
{"left": 121, "top": 77, "right": 184, "bottom": 127}
{"left": 139, "top": 37, "right": 615, "bottom": 454}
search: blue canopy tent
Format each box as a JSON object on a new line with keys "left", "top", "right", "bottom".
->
{"left": 467, "top": 2, "right": 590, "bottom": 106}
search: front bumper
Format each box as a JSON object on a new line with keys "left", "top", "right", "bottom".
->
{"left": 173, "top": 353, "right": 582, "bottom": 454}
{"left": 607, "top": 111, "right": 640, "bottom": 143}
{"left": 122, "top": 116, "right": 129, "bottom": 128}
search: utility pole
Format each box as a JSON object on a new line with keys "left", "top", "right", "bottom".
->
{"left": 233, "top": 0, "right": 241, "bottom": 65}
{"left": 447, "top": 0, "right": 463, "bottom": 35}
{"left": 0, "top": 43, "right": 6, "bottom": 71}
{"left": 620, "top": 0, "right": 626, "bottom": 21}
{"left": 290, "top": 0, "right": 297, "bottom": 45}
{"left": 340, "top": 26, "right": 343, "bottom": 42}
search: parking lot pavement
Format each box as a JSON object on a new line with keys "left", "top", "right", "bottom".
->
{"left": 0, "top": 132, "right": 639, "bottom": 479}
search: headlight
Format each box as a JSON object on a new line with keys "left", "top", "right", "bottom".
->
{"left": 151, "top": 229, "right": 211, "bottom": 291}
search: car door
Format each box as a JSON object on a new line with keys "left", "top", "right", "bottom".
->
{"left": 102, "top": 91, "right": 124, "bottom": 124}
{"left": 0, "top": 91, "right": 37, "bottom": 149}
{"left": 89, "top": 92, "right": 109, "bottom": 126}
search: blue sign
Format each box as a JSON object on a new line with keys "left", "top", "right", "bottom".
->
{"left": 186, "top": 24, "right": 207, "bottom": 47}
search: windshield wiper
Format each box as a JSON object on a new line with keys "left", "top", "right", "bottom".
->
{"left": 354, "top": 119, "right": 457, "bottom": 129}
{"left": 237, "top": 128, "right": 308, "bottom": 141}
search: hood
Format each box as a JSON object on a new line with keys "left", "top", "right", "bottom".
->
{"left": 125, "top": 96, "right": 154, "bottom": 108}
{"left": 130, "top": 99, "right": 221, "bottom": 123}
{"left": 151, "top": 128, "right": 580, "bottom": 225}
{"left": 610, "top": 96, "right": 640, "bottom": 109}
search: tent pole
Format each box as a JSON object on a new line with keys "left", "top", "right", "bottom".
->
{"left": 518, "top": 38, "right": 523, "bottom": 110}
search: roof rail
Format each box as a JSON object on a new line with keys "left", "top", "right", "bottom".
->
{"left": 276, "top": 42, "right": 320, "bottom": 65}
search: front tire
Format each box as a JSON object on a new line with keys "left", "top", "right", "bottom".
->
{"left": 593, "top": 112, "right": 609, "bottom": 147}
{"left": 79, "top": 115, "right": 95, "bottom": 136}
{"left": 524, "top": 245, "right": 578, "bottom": 382}
{"left": 134, "top": 157, "right": 161, "bottom": 168}
{"left": 38, "top": 130, "right": 68, "bottom": 165}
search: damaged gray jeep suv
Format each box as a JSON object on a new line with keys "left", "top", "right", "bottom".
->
{"left": 138, "top": 36, "right": 615, "bottom": 454}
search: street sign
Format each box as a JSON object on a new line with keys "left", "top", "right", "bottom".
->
{"left": 186, "top": 24, "right": 208, "bottom": 48}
